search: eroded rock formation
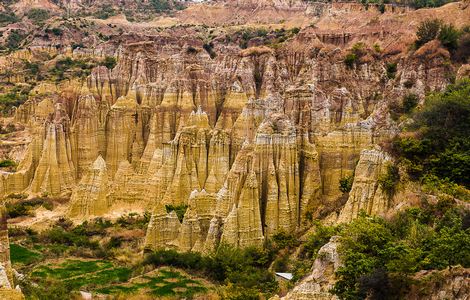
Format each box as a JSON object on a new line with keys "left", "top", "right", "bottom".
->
{"left": 279, "top": 236, "right": 341, "bottom": 300}
{"left": 0, "top": 0, "right": 466, "bottom": 250}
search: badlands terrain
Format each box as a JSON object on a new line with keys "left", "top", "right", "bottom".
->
{"left": 0, "top": 0, "right": 469, "bottom": 299}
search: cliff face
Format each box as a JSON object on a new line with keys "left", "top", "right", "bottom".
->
{"left": 337, "top": 149, "right": 391, "bottom": 223}
{"left": 0, "top": 0, "right": 467, "bottom": 249}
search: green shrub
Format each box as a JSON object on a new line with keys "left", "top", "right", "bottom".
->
{"left": 6, "top": 30, "right": 25, "bottom": 50}
{"left": 26, "top": 8, "right": 50, "bottom": 25}
{"left": 271, "top": 231, "right": 300, "bottom": 250}
{"left": 6, "top": 198, "right": 53, "bottom": 218}
{"left": 203, "top": 42, "right": 217, "bottom": 59}
{"left": 0, "top": 159, "right": 17, "bottom": 168}
{"left": 438, "top": 23, "right": 461, "bottom": 50}
{"left": 331, "top": 201, "right": 470, "bottom": 300}
{"left": 94, "top": 6, "right": 116, "bottom": 19}
{"left": 100, "top": 56, "right": 117, "bottom": 69}
{"left": 50, "top": 57, "right": 96, "bottom": 81}
{"left": 144, "top": 244, "right": 278, "bottom": 296}
{"left": 0, "top": 88, "right": 29, "bottom": 114}
{"left": 0, "top": 11, "right": 18, "bottom": 26}
{"left": 344, "top": 53, "right": 358, "bottom": 68}
{"left": 339, "top": 174, "right": 354, "bottom": 193}
{"left": 392, "top": 80, "right": 470, "bottom": 188}
{"left": 455, "top": 31, "right": 470, "bottom": 62}
{"left": 386, "top": 62, "right": 397, "bottom": 79}
{"left": 46, "top": 27, "right": 63, "bottom": 36}
{"left": 150, "top": 0, "right": 172, "bottom": 12}
{"left": 301, "top": 223, "right": 339, "bottom": 260}
{"left": 415, "top": 19, "right": 442, "bottom": 48}
{"left": 378, "top": 164, "right": 400, "bottom": 198}
{"left": 402, "top": 93, "right": 419, "bottom": 113}
{"left": 116, "top": 212, "right": 150, "bottom": 229}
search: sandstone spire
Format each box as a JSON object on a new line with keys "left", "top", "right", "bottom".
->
{"left": 68, "top": 155, "right": 109, "bottom": 218}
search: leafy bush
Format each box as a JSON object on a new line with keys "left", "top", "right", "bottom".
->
{"left": 438, "top": 23, "right": 460, "bottom": 50}
{"left": 386, "top": 62, "right": 397, "bottom": 79}
{"left": 6, "top": 198, "right": 54, "bottom": 218}
{"left": 344, "top": 53, "right": 358, "bottom": 69}
{"left": 5, "top": 30, "right": 25, "bottom": 50}
{"left": 344, "top": 42, "right": 367, "bottom": 68}
{"left": 116, "top": 212, "right": 150, "bottom": 229}
{"left": 50, "top": 57, "right": 96, "bottom": 81}
{"left": 271, "top": 231, "right": 300, "bottom": 250}
{"left": 45, "top": 27, "right": 63, "bottom": 36}
{"left": 0, "top": 88, "right": 29, "bottom": 114}
{"left": 392, "top": 80, "right": 470, "bottom": 189}
{"left": 332, "top": 201, "right": 470, "bottom": 299}
{"left": 144, "top": 244, "right": 278, "bottom": 297}
{"left": 415, "top": 19, "right": 442, "bottom": 48}
{"left": 402, "top": 93, "right": 419, "bottom": 113}
{"left": 0, "top": 159, "right": 17, "bottom": 168}
{"left": 203, "top": 42, "right": 217, "bottom": 59}
{"left": 407, "top": 0, "right": 453, "bottom": 8}
{"left": 26, "top": 8, "right": 50, "bottom": 25}
{"left": 0, "top": 11, "right": 18, "bottom": 26}
{"left": 455, "top": 29, "right": 470, "bottom": 62}
{"left": 339, "top": 174, "right": 354, "bottom": 193}
{"left": 301, "top": 222, "right": 339, "bottom": 260}
{"left": 93, "top": 6, "right": 116, "bottom": 19}
{"left": 100, "top": 56, "right": 117, "bottom": 69}
{"left": 378, "top": 164, "right": 400, "bottom": 198}
{"left": 415, "top": 19, "right": 462, "bottom": 53}
{"left": 150, "top": 0, "right": 172, "bottom": 12}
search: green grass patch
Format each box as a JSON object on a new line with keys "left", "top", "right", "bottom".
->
{"left": 31, "top": 259, "right": 132, "bottom": 290}
{"left": 96, "top": 268, "right": 207, "bottom": 298}
{"left": 10, "top": 244, "right": 42, "bottom": 265}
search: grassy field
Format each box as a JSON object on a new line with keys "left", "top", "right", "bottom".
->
{"left": 31, "top": 259, "right": 132, "bottom": 290}
{"left": 10, "top": 243, "right": 42, "bottom": 265}
{"left": 97, "top": 268, "right": 207, "bottom": 298}
{"left": 30, "top": 259, "right": 207, "bottom": 298}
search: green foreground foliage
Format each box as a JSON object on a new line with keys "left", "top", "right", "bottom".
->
{"left": 392, "top": 79, "right": 470, "bottom": 194}
{"left": 144, "top": 244, "right": 278, "bottom": 299}
{"left": 332, "top": 199, "right": 470, "bottom": 299}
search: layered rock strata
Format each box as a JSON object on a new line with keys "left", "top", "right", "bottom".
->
{"left": 0, "top": 2, "right": 462, "bottom": 248}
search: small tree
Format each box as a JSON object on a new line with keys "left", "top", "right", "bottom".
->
{"left": 415, "top": 19, "right": 442, "bottom": 48}
{"left": 438, "top": 24, "right": 460, "bottom": 51}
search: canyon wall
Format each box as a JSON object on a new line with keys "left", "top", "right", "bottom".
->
{"left": 0, "top": 0, "right": 465, "bottom": 251}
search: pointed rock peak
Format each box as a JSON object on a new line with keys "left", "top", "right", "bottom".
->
{"left": 53, "top": 103, "right": 69, "bottom": 123}
{"left": 92, "top": 155, "right": 107, "bottom": 170}
{"left": 189, "top": 106, "right": 210, "bottom": 128}
{"left": 246, "top": 171, "right": 258, "bottom": 188}
{"left": 117, "top": 159, "right": 132, "bottom": 169}
{"left": 190, "top": 189, "right": 200, "bottom": 199}
{"left": 216, "top": 185, "right": 228, "bottom": 200}
{"left": 115, "top": 160, "right": 135, "bottom": 176}
{"left": 78, "top": 94, "right": 97, "bottom": 105}
{"left": 168, "top": 210, "right": 179, "bottom": 219}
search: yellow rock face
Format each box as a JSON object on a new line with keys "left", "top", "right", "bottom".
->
{"left": 68, "top": 156, "right": 109, "bottom": 218}
{"left": 0, "top": 205, "right": 15, "bottom": 291}
{"left": 337, "top": 149, "right": 391, "bottom": 223}
{"left": 1, "top": 27, "right": 455, "bottom": 250}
